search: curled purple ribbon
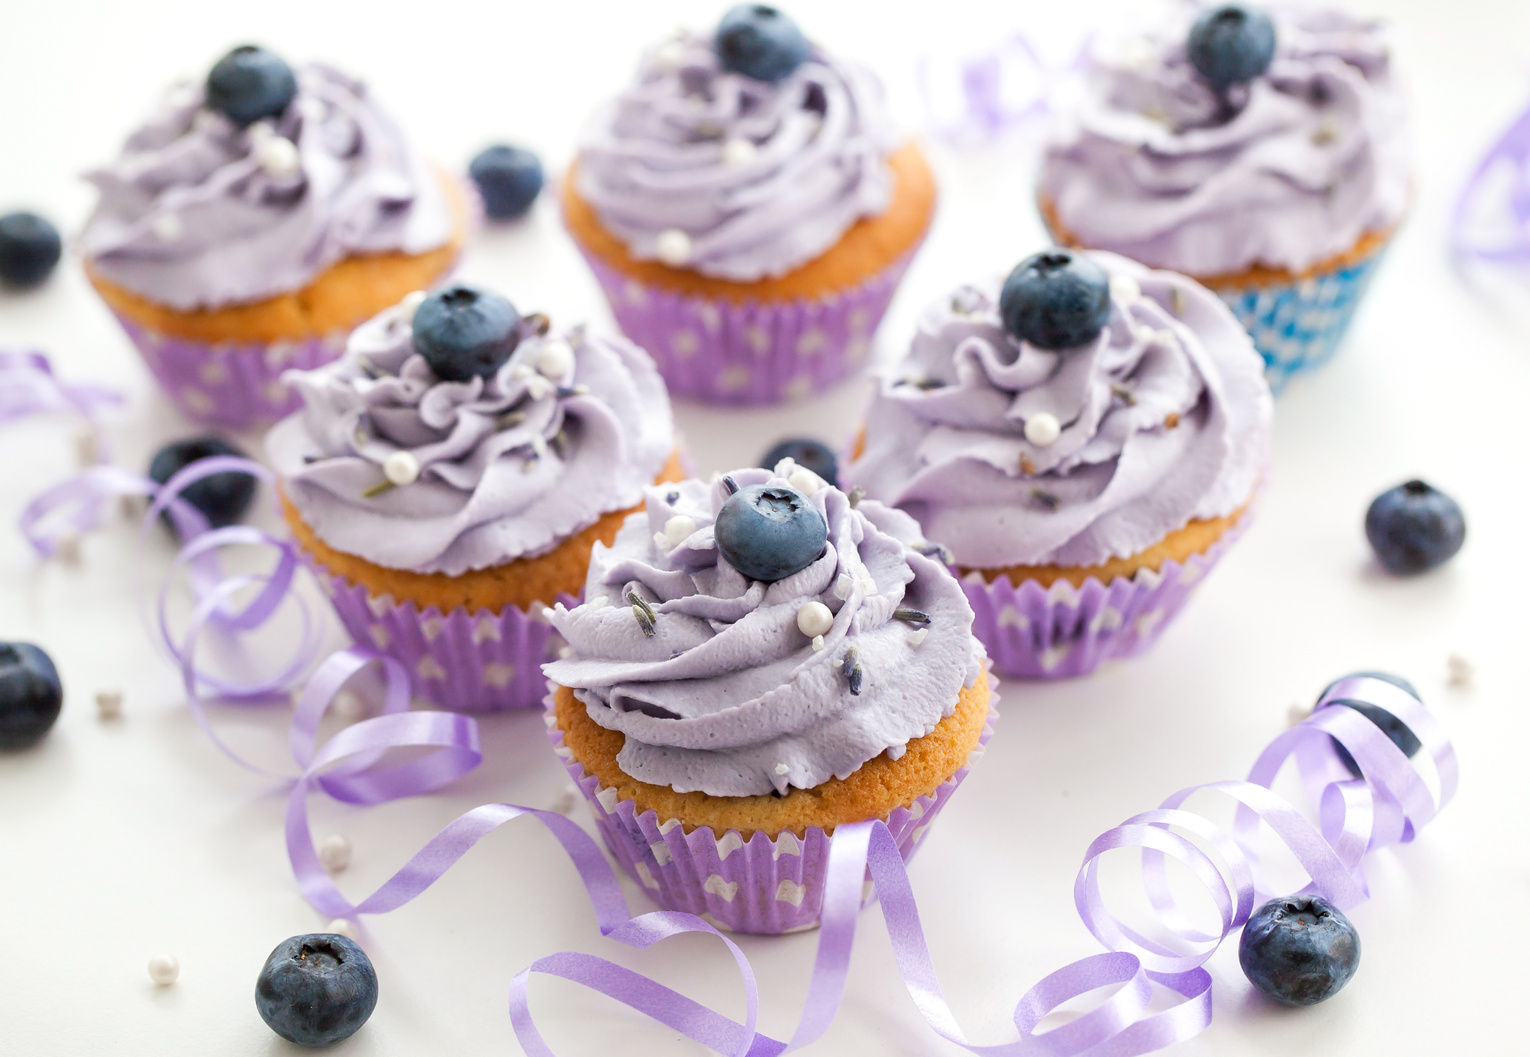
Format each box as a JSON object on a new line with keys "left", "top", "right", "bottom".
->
{"left": 1, "top": 349, "right": 123, "bottom": 468}
{"left": 1452, "top": 91, "right": 1530, "bottom": 271}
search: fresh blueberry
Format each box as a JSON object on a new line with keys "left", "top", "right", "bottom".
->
{"left": 469, "top": 145, "right": 544, "bottom": 221}
{"left": 761, "top": 438, "right": 838, "bottom": 486}
{"left": 256, "top": 934, "right": 378, "bottom": 1047}
{"left": 1316, "top": 670, "right": 1419, "bottom": 706}
{"left": 148, "top": 436, "right": 258, "bottom": 531}
{"left": 0, "top": 643, "right": 63, "bottom": 750}
{"left": 715, "top": 5, "right": 811, "bottom": 84}
{"left": 1314, "top": 671, "right": 1422, "bottom": 777}
{"left": 714, "top": 483, "right": 827, "bottom": 582}
{"left": 1187, "top": 5, "right": 1277, "bottom": 93}
{"left": 411, "top": 284, "right": 521, "bottom": 383}
{"left": 1365, "top": 479, "right": 1466, "bottom": 574}
{"left": 1239, "top": 895, "right": 1360, "bottom": 1006}
{"left": 205, "top": 45, "right": 298, "bottom": 127}
{"left": 0, "top": 212, "right": 63, "bottom": 289}
{"left": 999, "top": 249, "right": 1112, "bottom": 351}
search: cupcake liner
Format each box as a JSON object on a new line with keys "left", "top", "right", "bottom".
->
{"left": 961, "top": 513, "right": 1254, "bottom": 680}
{"left": 572, "top": 245, "right": 919, "bottom": 405}
{"left": 111, "top": 311, "right": 347, "bottom": 429}
{"left": 545, "top": 674, "right": 997, "bottom": 935}
{"left": 316, "top": 565, "right": 577, "bottom": 713}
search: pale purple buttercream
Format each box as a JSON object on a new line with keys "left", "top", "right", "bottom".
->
{"left": 541, "top": 468, "right": 983, "bottom": 798}
{"left": 81, "top": 63, "right": 452, "bottom": 311}
{"left": 1039, "top": 3, "right": 1409, "bottom": 276}
{"left": 266, "top": 298, "right": 674, "bottom": 577}
{"left": 575, "top": 31, "right": 898, "bottom": 281}
{"left": 842, "top": 252, "right": 1271, "bottom": 570}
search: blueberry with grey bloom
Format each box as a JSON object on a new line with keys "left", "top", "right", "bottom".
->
{"left": 255, "top": 934, "right": 377, "bottom": 1046}
{"left": 148, "top": 436, "right": 258, "bottom": 531}
{"left": 999, "top": 250, "right": 1112, "bottom": 351}
{"left": 1365, "top": 480, "right": 1465, "bottom": 574}
{"left": 714, "top": 483, "right": 827, "bottom": 582}
{"left": 1239, "top": 895, "right": 1360, "bottom": 1006}
{"left": 0, "top": 212, "right": 62, "bottom": 288}
{"left": 1187, "top": 5, "right": 1277, "bottom": 93}
{"left": 468, "top": 145, "right": 544, "bottom": 220}
{"left": 205, "top": 46, "right": 297, "bottom": 126}
{"left": 411, "top": 284, "right": 521, "bottom": 382}
{"left": 715, "top": 5, "right": 811, "bottom": 83}
{"left": 0, "top": 643, "right": 63, "bottom": 750}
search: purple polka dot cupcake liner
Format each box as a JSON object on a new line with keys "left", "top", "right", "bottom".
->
{"left": 571, "top": 246, "right": 920, "bottom": 405}
{"left": 960, "top": 511, "right": 1255, "bottom": 680}
{"left": 544, "top": 673, "right": 997, "bottom": 935}
{"left": 316, "top": 565, "right": 577, "bottom": 713}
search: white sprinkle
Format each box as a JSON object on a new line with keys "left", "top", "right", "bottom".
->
{"left": 787, "top": 468, "right": 821, "bottom": 497}
{"left": 511, "top": 363, "right": 533, "bottom": 381}
{"left": 54, "top": 533, "right": 81, "bottom": 565}
{"left": 774, "top": 763, "right": 790, "bottom": 776}
{"left": 399, "top": 289, "right": 427, "bottom": 314}
{"left": 906, "top": 628, "right": 929, "bottom": 648}
{"left": 383, "top": 450, "right": 420, "bottom": 487}
{"left": 147, "top": 954, "right": 179, "bottom": 986}
{"left": 331, "top": 690, "right": 365, "bottom": 721}
{"left": 1447, "top": 654, "right": 1475, "bottom": 688}
{"left": 256, "top": 134, "right": 301, "bottom": 178}
{"left": 772, "top": 456, "right": 798, "bottom": 478}
{"left": 796, "top": 600, "right": 834, "bottom": 637}
{"left": 524, "top": 376, "right": 554, "bottom": 401}
{"left": 860, "top": 575, "right": 877, "bottom": 596}
{"left": 586, "top": 595, "right": 609, "bottom": 610}
{"left": 812, "top": 634, "right": 825, "bottom": 651}
{"left": 74, "top": 428, "right": 99, "bottom": 468}
{"left": 655, "top": 228, "right": 692, "bottom": 267}
{"left": 1109, "top": 273, "right": 1141, "bottom": 305}
{"left": 663, "top": 514, "right": 696, "bottom": 547}
{"left": 536, "top": 340, "right": 575, "bottom": 380}
{"left": 152, "top": 213, "right": 182, "bottom": 241}
{"left": 833, "top": 573, "right": 856, "bottom": 600}
{"left": 1153, "top": 328, "right": 1178, "bottom": 350}
{"left": 722, "top": 138, "right": 758, "bottom": 166}
{"left": 1286, "top": 703, "right": 1309, "bottom": 727}
{"left": 551, "top": 783, "right": 582, "bottom": 815}
{"left": 1024, "top": 412, "right": 1062, "bottom": 447}
{"left": 95, "top": 689, "right": 123, "bottom": 720}
{"left": 326, "top": 919, "right": 358, "bottom": 941}
{"left": 318, "top": 834, "right": 352, "bottom": 873}
{"left": 558, "top": 645, "right": 573, "bottom": 659}
{"left": 651, "top": 39, "right": 686, "bottom": 70}
{"left": 653, "top": 531, "right": 669, "bottom": 551}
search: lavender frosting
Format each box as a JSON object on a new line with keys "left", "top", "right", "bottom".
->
{"left": 575, "top": 30, "right": 899, "bottom": 281}
{"left": 81, "top": 63, "right": 453, "bottom": 311}
{"left": 1039, "top": 3, "right": 1409, "bottom": 276}
{"left": 266, "top": 298, "right": 674, "bottom": 577}
{"left": 542, "top": 467, "right": 983, "bottom": 798}
{"left": 843, "top": 252, "right": 1271, "bottom": 570}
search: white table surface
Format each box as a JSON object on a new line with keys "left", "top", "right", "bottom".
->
{"left": 2, "top": 1, "right": 1526, "bottom": 1053}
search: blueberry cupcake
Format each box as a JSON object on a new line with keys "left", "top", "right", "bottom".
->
{"left": 543, "top": 465, "right": 991, "bottom": 932}
{"left": 563, "top": 5, "right": 937, "bottom": 404}
{"left": 266, "top": 284, "right": 683, "bottom": 712}
{"left": 843, "top": 249, "right": 1272, "bottom": 678}
{"left": 82, "top": 46, "right": 470, "bottom": 428}
{"left": 1038, "top": 4, "right": 1409, "bottom": 388}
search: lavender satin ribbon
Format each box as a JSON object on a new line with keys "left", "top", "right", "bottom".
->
{"left": 917, "top": 35, "right": 1086, "bottom": 144}
{"left": 1, "top": 348, "right": 123, "bottom": 463}
{"left": 1452, "top": 92, "right": 1530, "bottom": 270}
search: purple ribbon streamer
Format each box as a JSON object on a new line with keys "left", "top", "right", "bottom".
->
{"left": 917, "top": 34, "right": 1086, "bottom": 145}
{"left": 1452, "top": 91, "right": 1530, "bottom": 269}
{"left": 1, "top": 349, "right": 123, "bottom": 467}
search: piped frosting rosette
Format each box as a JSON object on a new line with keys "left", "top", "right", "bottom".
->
{"left": 845, "top": 251, "right": 1271, "bottom": 678}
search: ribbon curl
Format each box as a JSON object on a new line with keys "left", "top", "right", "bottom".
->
{"left": 1452, "top": 91, "right": 1530, "bottom": 273}
{"left": 917, "top": 34, "right": 1086, "bottom": 145}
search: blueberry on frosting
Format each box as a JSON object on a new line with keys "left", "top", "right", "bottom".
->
{"left": 411, "top": 284, "right": 522, "bottom": 382}
{"left": 205, "top": 45, "right": 298, "bottom": 127}
{"left": 715, "top": 5, "right": 811, "bottom": 84}
{"left": 998, "top": 249, "right": 1112, "bottom": 351}
{"left": 715, "top": 483, "right": 827, "bottom": 582}
{"left": 1187, "top": 4, "right": 1276, "bottom": 93}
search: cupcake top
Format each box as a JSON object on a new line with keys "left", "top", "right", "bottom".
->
{"left": 574, "top": 6, "right": 899, "bottom": 282}
{"left": 81, "top": 48, "right": 453, "bottom": 311}
{"left": 843, "top": 250, "right": 1271, "bottom": 570}
{"left": 1039, "top": 3, "right": 1409, "bottom": 276}
{"left": 266, "top": 286, "right": 674, "bottom": 577}
{"left": 542, "top": 466, "right": 983, "bottom": 798}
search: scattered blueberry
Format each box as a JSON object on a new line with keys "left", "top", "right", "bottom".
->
{"left": 714, "top": 483, "right": 827, "bottom": 582}
{"left": 411, "top": 284, "right": 521, "bottom": 382}
{"left": 999, "top": 249, "right": 1112, "bottom": 351}
{"left": 468, "top": 145, "right": 544, "bottom": 221}
{"left": 1314, "top": 671, "right": 1424, "bottom": 779}
{"left": 1365, "top": 479, "right": 1466, "bottom": 575}
{"left": 761, "top": 438, "right": 838, "bottom": 486}
{"left": 148, "top": 436, "right": 258, "bottom": 531}
{"left": 1239, "top": 895, "right": 1360, "bottom": 1006}
{"left": 0, "top": 643, "right": 63, "bottom": 750}
{"left": 256, "top": 934, "right": 378, "bottom": 1047}
{"left": 1187, "top": 4, "right": 1277, "bottom": 93}
{"left": 205, "top": 45, "right": 298, "bottom": 127}
{"left": 0, "top": 212, "right": 63, "bottom": 289}
{"left": 715, "top": 4, "right": 811, "bottom": 83}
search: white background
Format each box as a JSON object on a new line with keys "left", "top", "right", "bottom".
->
{"left": 1, "top": 1, "right": 1526, "bottom": 1054}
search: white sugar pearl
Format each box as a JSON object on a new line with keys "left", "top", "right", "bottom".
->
{"left": 787, "top": 468, "right": 821, "bottom": 497}
{"left": 318, "top": 834, "right": 352, "bottom": 873}
{"left": 399, "top": 289, "right": 427, "bottom": 314}
{"left": 326, "top": 919, "right": 358, "bottom": 941}
{"left": 655, "top": 228, "right": 692, "bottom": 267}
{"left": 147, "top": 954, "right": 179, "bottom": 986}
{"left": 95, "top": 689, "right": 123, "bottom": 720}
{"left": 1024, "top": 412, "right": 1061, "bottom": 447}
{"left": 152, "top": 213, "right": 182, "bottom": 241}
{"left": 722, "top": 138, "right": 757, "bottom": 166}
{"left": 536, "top": 340, "right": 575, "bottom": 380}
{"left": 383, "top": 451, "right": 420, "bottom": 487}
{"left": 796, "top": 601, "right": 834, "bottom": 637}
{"left": 1109, "top": 273, "right": 1141, "bottom": 305}
{"left": 257, "top": 135, "right": 301, "bottom": 178}
{"left": 331, "top": 689, "right": 365, "bottom": 721}
{"left": 1447, "top": 653, "right": 1475, "bottom": 688}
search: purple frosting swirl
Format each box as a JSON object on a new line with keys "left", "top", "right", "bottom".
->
{"left": 266, "top": 297, "right": 674, "bottom": 577}
{"left": 542, "top": 467, "right": 983, "bottom": 798}
{"left": 842, "top": 252, "right": 1271, "bottom": 569}
{"left": 81, "top": 63, "right": 453, "bottom": 311}
{"left": 1039, "top": 4, "right": 1409, "bottom": 275}
{"left": 575, "top": 30, "right": 898, "bottom": 281}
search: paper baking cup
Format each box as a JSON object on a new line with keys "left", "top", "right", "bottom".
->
{"left": 317, "top": 566, "right": 576, "bottom": 713}
{"left": 572, "top": 246, "right": 918, "bottom": 405}
{"left": 545, "top": 676, "right": 997, "bottom": 934}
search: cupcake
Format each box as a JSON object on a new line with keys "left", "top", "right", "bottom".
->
{"left": 843, "top": 249, "right": 1272, "bottom": 678}
{"left": 1037, "top": 3, "right": 1409, "bottom": 389}
{"left": 542, "top": 465, "right": 991, "bottom": 933}
{"left": 82, "top": 46, "right": 470, "bottom": 428}
{"left": 562, "top": 5, "right": 937, "bottom": 405}
{"left": 266, "top": 284, "right": 683, "bottom": 712}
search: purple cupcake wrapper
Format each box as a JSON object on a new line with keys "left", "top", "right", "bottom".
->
{"left": 315, "top": 563, "right": 577, "bottom": 713}
{"left": 571, "top": 243, "right": 920, "bottom": 405}
{"left": 961, "top": 510, "right": 1255, "bottom": 680}
{"left": 545, "top": 672, "right": 997, "bottom": 934}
